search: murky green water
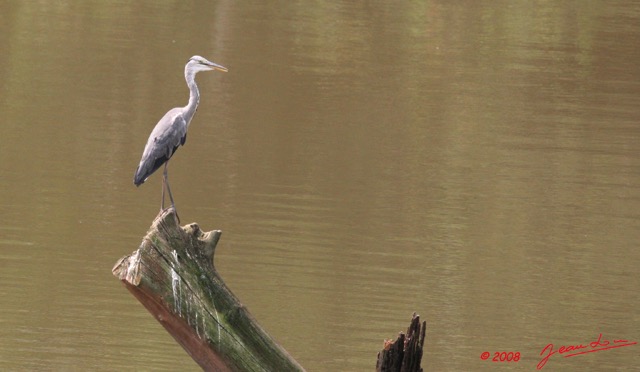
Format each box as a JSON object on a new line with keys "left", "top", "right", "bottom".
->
{"left": 1, "top": 1, "right": 639, "bottom": 371}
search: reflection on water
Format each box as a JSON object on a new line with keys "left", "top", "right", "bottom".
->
{"left": 1, "top": 1, "right": 639, "bottom": 371}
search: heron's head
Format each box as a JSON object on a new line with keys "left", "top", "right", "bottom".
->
{"left": 187, "top": 55, "right": 228, "bottom": 74}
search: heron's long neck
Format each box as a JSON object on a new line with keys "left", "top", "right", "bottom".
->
{"left": 184, "top": 70, "right": 200, "bottom": 127}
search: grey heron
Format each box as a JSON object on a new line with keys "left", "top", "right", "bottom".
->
{"left": 134, "top": 55, "right": 227, "bottom": 215}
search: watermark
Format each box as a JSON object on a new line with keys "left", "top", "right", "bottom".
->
{"left": 537, "top": 333, "right": 637, "bottom": 369}
{"left": 477, "top": 334, "right": 636, "bottom": 369}
{"left": 479, "top": 351, "right": 521, "bottom": 363}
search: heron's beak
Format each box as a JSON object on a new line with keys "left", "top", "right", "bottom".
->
{"left": 210, "top": 63, "right": 228, "bottom": 72}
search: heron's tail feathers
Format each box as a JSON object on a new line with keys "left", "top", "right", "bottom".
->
{"left": 133, "top": 166, "right": 146, "bottom": 187}
{"left": 134, "top": 155, "right": 169, "bottom": 187}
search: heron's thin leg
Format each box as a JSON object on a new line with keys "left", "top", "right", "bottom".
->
{"left": 163, "top": 162, "right": 180, "bottom": 222}
{"left": 160, "top": 169, "right": 166, "bottom": 211}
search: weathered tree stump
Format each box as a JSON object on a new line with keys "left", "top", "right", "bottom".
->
{"left": 112, "top": 208, "right": 304, "bottom": 371}
{"left": 376, "top": 313, "right": 426, "bottom": 372}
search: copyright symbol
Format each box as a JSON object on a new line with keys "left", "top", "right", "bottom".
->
{"left": 480, "top": 352, "right": 490, "bottom": 360}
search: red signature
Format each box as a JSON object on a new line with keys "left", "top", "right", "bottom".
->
{"left": 537, "top": 333, "right": 637, "bottom": 369}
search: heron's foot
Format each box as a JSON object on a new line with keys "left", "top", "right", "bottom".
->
{"left": 160, "top": 206, "right": 181, "bottom": 224}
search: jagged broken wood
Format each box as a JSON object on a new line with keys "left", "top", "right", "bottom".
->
{"left": 376, "top": 313, "right": 426, "bottom": 372}
{"left": 112, "top": 208, "right": 304, "bottom": 371}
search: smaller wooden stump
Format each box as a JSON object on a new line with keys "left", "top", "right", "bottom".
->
{"left": 376, "top": 313, "right": 426, "bottom": 372}
{"left": 112, "top": 208, "right": 304, "bottom": 371}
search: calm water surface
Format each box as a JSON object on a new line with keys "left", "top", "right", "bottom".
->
{"left": 1, "top": 1, "right": 639, "bottom": 371}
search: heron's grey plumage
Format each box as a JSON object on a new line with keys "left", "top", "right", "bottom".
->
{"left": 133, "top": 55, "right": 227, "bottom": 211}
{"left": 133, "top": 109, "right": 188, "bottom": 186}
